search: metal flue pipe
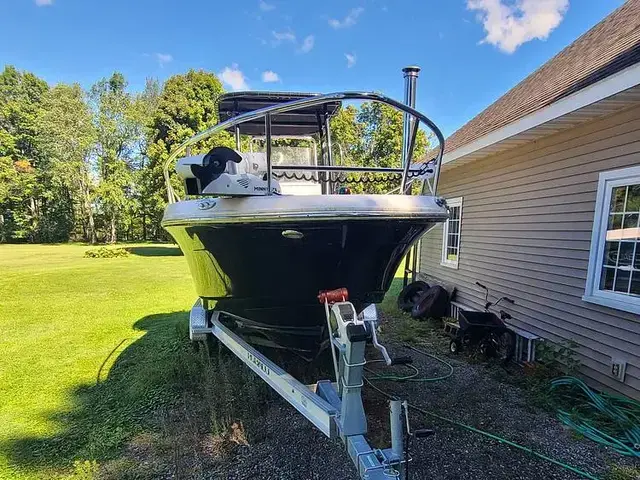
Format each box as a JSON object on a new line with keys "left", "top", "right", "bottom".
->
{"left": 401, "top": 66, "right": 420, "bottom": 165}
{"left": 401, "top": 66, "right": 421, "bottom": 287}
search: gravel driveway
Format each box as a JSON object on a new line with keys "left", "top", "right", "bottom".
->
{"left": 211, "top": 335, "right": 636, "bottom": 480}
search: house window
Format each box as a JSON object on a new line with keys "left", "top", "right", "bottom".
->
{"left": 584, "top": 166, "right": 640, "bottom": 315}
{"left": 441, "top": 197, "right": 463, "bottom": 269}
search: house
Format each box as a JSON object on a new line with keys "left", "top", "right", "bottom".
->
{"left": 419, "top": 0, "right": 640, "bottom": 399}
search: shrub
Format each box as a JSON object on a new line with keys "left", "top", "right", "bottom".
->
{"left": 84, "top": 247, "right": 130, "bottom": 258}
{"left": 604, "top": 465, "right": 640, "bottom": 480}
{"left": 519, "top": 339, "right": 581, "bottom": 408}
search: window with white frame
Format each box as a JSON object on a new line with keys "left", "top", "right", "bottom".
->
{"left": 584, "top": 166, "right": 640, "bottom": 315}
{"left": 441, "top": 197, "right": 462, "bottom": 268}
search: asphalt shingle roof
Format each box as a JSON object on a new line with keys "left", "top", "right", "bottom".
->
{"left": 445, "top": 0, "right": 640, "bottom": 154}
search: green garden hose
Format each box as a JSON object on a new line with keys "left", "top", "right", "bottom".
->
{"left": 363, "top": 346, "right": 640, "bottom": 480}
{"left": 550, "top": 376, "right": 640, "bottom": 458}
{"left": 364, "top": 345, "right": 454, "bottom": 382}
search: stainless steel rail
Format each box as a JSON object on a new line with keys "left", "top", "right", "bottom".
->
{"left": 163, "top": 91, "right": 445, "bottom": 203}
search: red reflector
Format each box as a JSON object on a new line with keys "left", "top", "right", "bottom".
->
{"left": 318, "top": 288, "right": 349, "bottom": 304}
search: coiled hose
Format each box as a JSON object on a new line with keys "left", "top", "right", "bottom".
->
{"left": 550, "top": 376, "right": 640, "bottom": 458}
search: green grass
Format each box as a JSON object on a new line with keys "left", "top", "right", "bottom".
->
{"left": 0, "top": 243, "right": 198, "bottom": 479}
{"left": 378, "top": 270, "right": 446, "bottom": 345}
{"left": 604, "top": 464, "right": 640, "bottom": 480}
{"left": 0, "top": 247, "right": 419, "bottom": 479}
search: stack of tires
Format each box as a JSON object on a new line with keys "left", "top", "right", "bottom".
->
{"left": 397, "top": 281, "right": 449, "bottom": 320}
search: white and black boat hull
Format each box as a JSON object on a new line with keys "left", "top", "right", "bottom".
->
{"left": 163, "top": 195, "right": 448, "bottom": 354}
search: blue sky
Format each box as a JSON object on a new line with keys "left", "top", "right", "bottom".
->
{"left": 0, "top": 0, "right": 626, "bottom": 136}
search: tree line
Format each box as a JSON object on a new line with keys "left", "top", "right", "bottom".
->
{"left": 0, "top": 65, "right": 427, "bottom": 244}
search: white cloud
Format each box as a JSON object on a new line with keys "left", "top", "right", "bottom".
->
{"left": 154, "top": 53, "right": 173, "bottom": 67}
{"left": 35, "top": 0, "right": 53, "bottom": 6}
{"left": 272, "top": 30, "right": 296, "bottom": 45}
{"left": 329, "top": 7, "right": 364, "bottom": 29}
{"left": 298, "top": 35, "right": 315, "bottom": 53}
{"left": 259, "top": 0, "right": 275, "bottom": 11}
{"left": 262, "top": 70, "right": 281, "bottom": 82}
{"left": 272, "top": 30, "right": 314, "bottom": 53}
{"left": 219, "top": 64, "right": 249, "bottom": 91}
{"left": 345, "top": 53, "right": 357, "bottom": 68}
{"left": 467, "top": 0, "right": 569, "bottom": 54}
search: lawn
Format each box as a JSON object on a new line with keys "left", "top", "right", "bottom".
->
{"left": 0, "top": 244, "right": 412, "bottom": 479}
{"left": 0, "top": 243, "right": 195, "bottom": 479}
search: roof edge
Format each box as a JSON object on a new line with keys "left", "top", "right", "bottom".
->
{"left": 442, "top": 61, "right": 640, "bottom": 165}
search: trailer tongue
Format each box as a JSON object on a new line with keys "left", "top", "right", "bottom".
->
{"left": 189, "top": 287, "right": 433, "bottom": 479}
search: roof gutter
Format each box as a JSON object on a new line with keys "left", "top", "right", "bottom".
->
{"left": 442, "top": 61, "right": 640, "bottom": 165}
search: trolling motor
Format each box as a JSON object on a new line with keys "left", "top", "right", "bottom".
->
{"left": 176, "top": 146, "right": 281, "bottom": 196}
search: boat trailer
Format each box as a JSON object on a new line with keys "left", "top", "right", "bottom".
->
{"left": 189, "top": 288, "right": 433, "bottom": 479}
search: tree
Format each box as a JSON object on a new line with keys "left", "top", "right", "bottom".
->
{"left": 330, "top": 104, "right": 363, "bottom": 166}
{"left": 129, "top": 79, "right": 160, "bottom": 240}
{"left": 38, "top": 83, "right": 97, "bottom": 242}
{"left": 0, "top": 66, "right": 49, "bottom": 241}
{"left": 330, "top": 101, "right": 429, "bottom": 193}
{"left": 357, "top": 102, "right": 428, "bottom": 167}
{"left": 143, "top": 70, "right": 232, "bottom": 238}
{"left": 90, "top": 73, "right": 138, "bottom": 243}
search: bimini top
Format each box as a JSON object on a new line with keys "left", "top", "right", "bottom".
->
{"left": 217, "top": 91, "right": 342, "bottom": 136}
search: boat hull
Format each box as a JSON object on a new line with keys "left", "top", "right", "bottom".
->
{"left": 163, "top": 195, "right": 448, "bottom": 353}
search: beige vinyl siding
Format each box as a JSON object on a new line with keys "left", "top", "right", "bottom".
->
{"left": 420, "top": 103, "right": 640, "bottom": 399}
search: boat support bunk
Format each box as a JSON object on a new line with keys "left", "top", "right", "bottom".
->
{"left": 189, "top": 287, "right": 433, "bottom": 479}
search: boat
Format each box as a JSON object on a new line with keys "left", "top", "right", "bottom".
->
{"left": 161, "top": 86, "right": 449, "bottom": 356}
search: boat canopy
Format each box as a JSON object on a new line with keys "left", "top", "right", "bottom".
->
{"left": 217, "top": 91, "right": 342, "bottom": 136}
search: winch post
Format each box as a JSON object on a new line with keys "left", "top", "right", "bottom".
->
{"left": 335, "top": 304, "right": 368, "bottom": 436}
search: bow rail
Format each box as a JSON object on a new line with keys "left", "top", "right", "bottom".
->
{"left": 163, "top": 91, "right": 445, "bottom": 203}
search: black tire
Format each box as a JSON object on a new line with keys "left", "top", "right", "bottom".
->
{"left": 397, "top": 281, "right": 429, "bottom": 312}
{"left": 449, "top": 339, "right": 461, "bottom": 354}
{"left": 479, "top": 339, "right": 491, "bottom": 357}
{"left": 411, "top": 285, "right": 449, "bottom": 320}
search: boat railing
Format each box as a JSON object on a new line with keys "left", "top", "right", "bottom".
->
{"left": 163, "top": 91, "right": 445, "bottom": 203}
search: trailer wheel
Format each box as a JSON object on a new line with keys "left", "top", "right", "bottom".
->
{"left": 449, "top": 339, "right": 461, "bottom": 354}
{"left": 493, "top": 328, "right": 516, "bottom": 364}
{"left": 397, "top": 281, "right": 429, "bottom": 312}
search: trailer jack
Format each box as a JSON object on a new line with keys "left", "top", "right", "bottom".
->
{"left": 189, "top": 288, "right": 429, "bottom": 479}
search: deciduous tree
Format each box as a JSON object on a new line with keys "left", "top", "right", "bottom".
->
{"left": 0, "top": 66, "right": 49, "bottom": 241}
{"left": 90, "top": 73, "right": 138, "bottom": 243}
{"left": 38, "top": 83, "right": 97, "bottom": 242}
{"left": 143, "top": 70, "right": 232, "bottom": 237}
